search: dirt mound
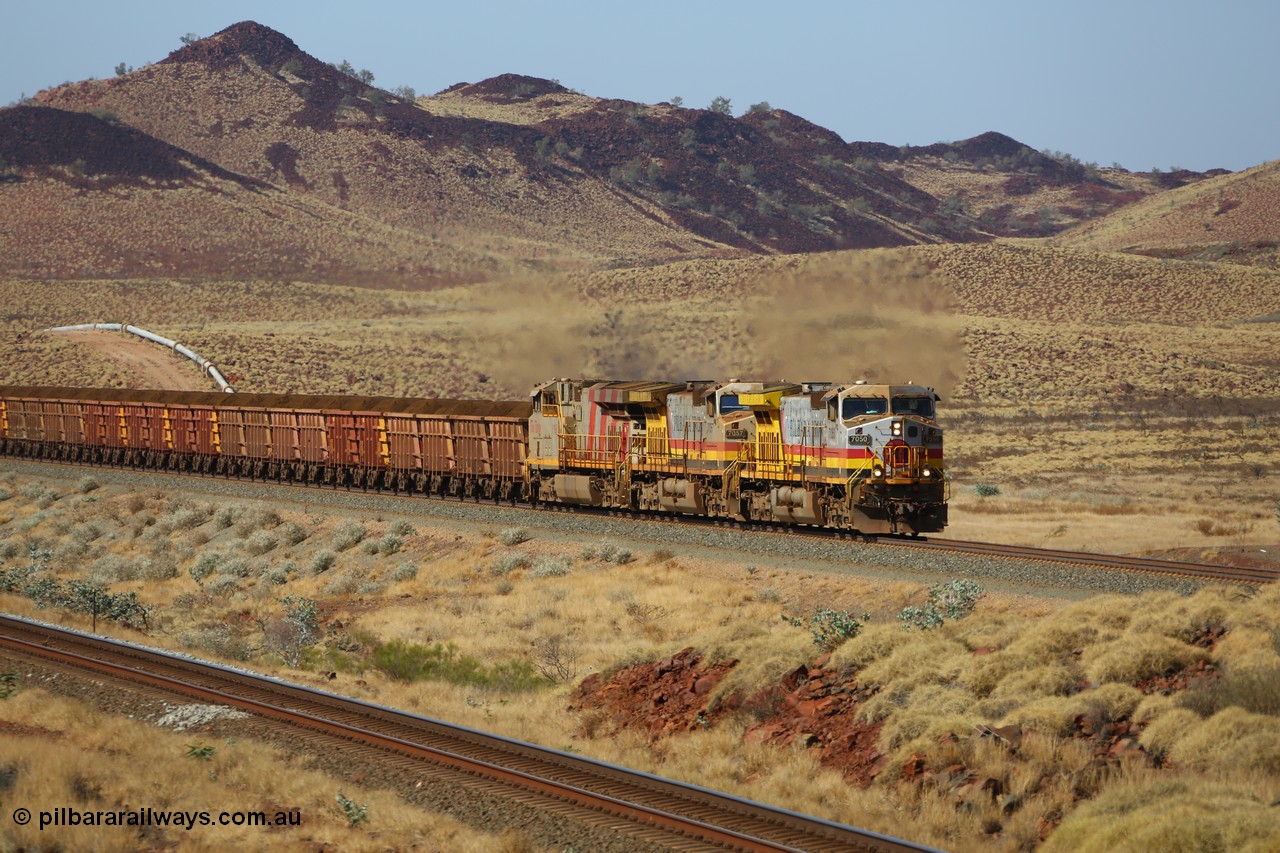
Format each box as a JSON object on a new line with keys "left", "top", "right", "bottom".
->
{"left": 573, "top": 648, "right": 737, "bottom": 738}
{"left": 950, "top": 131, "right": 1038, "bottom": 161}
{"left": 572, "top": 648, "right": 888, "bottom": 784}
{"left": 52, "top": 330, "right": 212, "bottom": 391}
{"left": 736, "top": 658, "right": 885, "bottom": 784}
{"left": 849, "top": 131, "right": 1043, "bottom": 166}
{"left": 571, "top": 632, "right": 1230, "bottom": 795}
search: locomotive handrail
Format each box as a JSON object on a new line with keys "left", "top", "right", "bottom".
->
{"left": 558, "top": 432, "right": 625, "bottom": 467}
{"left": 723, "top": 451, "right": 745, "bottom": 501}
{"left": 885, "top": 445, "right": 925, "bottom": 479}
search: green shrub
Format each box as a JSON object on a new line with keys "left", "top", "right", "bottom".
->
{"left": 163, "top": 506, "right": 210, "bottom": 532}
{"left": 786, "top": 609, "right": 869, "bottom": 651}
{"left": 189, "top": 552, "right": 220, "bottom": 585}
{"left": 389, "top": 563, "right": 418, "bottom": 582}
{"left": 491, "top": 552, "right": 530, "bottom": 575}
{"left": 899, "top": 579, "right": 985, "bottom": 631}
{"left": 367, "top": 534, "right": 402, "bottom": 556}
{"left": 262, "top": 566, "right": 289, "bottom": 586}
{"left": 244, "top": 530, "right": 277, "bottom": 555}
{"left": 234, "top": 507, "right": 280, "bottom": 537}
{"left": 86, "top": 554, "right": 130, "bottom": 584}
{"left": 930, "top": 579, "right": 985, "bottom": 619}
{"left": 497, "top": 527, "right": 530, "bottom": 546}
{"left": 56, "top": 579, "right": 151, "bottom": 628}
{"left": 219, "top": 557, "right": 251, "bottom": 578}
{"left": 74, "top": 524, "right": 105, "bottom": 547}
{"left": 180, "top": 624, "right": 251, "bottom": 661}
{"left": 897, "top": 605, "right": 944, "bottom": 631}
{"left": 582, "top": 542, "right": 632, "bottom": 564}
{"left": 270, "top": 595, "right": 320, "bottom": 667}
{"left": 279, "top": 522, "right": 309, "bottom": 546}
{"left": 388, "top": 519, "right": 416, "bottom": 537}
{"left": 336, "top": 791, "right": 369, "bottom": 827}
{"left": 531, "top": 555, "right": 572, "bottom": 578}
{"left": 214, "top": 504, "right": 241, "bottom": 529}
{"left": 325, "top": 572, "right": 361, "bottom": 596}
{"left": 332, "top": 521, "right": 367, "bottom": 551}
{"left": 311, "top": 550, "right": 337, "bottom": 574}
{"left": 974, "top": 483, "right": 1001, "bottom": 497}
{"left": 207, "top": 576, "right": 240, "bottom": 597}
{"left": 137, "top": 555, "right": 178, "bottom": 580}
{"left": 371, "top": 639, "right": 543, "bottom": 690}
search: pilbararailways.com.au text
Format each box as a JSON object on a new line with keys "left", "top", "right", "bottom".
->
{"left": 13, "top": 806, "right": 301, "bottom": 832}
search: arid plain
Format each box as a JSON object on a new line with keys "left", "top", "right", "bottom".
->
{"left": 2, "top": 19, "right": 1280, "bottom": 853}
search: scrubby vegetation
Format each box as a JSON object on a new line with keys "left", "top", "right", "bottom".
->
{"left": 0, "top": 689, "right": 505, "bottom": 850}
{"left": 1, "top": 467, "right": 1278, "bottom": 850}
{"left": 371, "top": 639, "right": 542, "bottom": 690}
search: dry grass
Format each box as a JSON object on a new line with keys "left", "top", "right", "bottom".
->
{"left": 4, "top": 465, "right": 1280, "bottom": 851}
{"left": 419, "top": 83, "right": 606, "bottom": 126}
{"left": 1062, "top": 159, "right": 1280, "bottom": 260}
{"left": 1042, "top": 772, "right": 1280, "bottom": 852}
{"left": 897, "top": 157, "right": 1167, "bottom": 240}
{"left": 0, "top": 172, "right": 493, "bottom": 287}
{"left": 4, "top": 236, "right": 1277, "bottom": 554}
{"left": 922, "top": 241, "right": 1280, "bottom": 323}
{"left": 0, "top": 689, "right": 505, "bottom": 851}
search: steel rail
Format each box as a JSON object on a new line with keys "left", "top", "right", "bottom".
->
{"left": 0, "top": 615, "right": 935, "bottom": 853}
{"left": 1, "top": 450, "right": 1273, "bottom": 588}
{"left": 876, "top": 536, "right": 1276, "bottom": 585}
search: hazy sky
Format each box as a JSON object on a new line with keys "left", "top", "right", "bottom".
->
{"left": 3, "top": 0, "right": 1276, "bottom": 173}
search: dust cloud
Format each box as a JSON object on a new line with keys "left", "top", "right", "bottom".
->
{"left": 465, "top": 250, "right": 966, "bottom": 397}
{"left": 741, "top": 251, "right": 967, "bottom": 397}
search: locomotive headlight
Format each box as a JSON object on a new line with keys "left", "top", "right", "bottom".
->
{"left": 891, "top": 421, "right": 902, "bottom": 436}
{"left": 872, "top": 467, "right": 884, "bottom": 478}
{"left": 922, "top": 468, "right": 932, "bottom": 477}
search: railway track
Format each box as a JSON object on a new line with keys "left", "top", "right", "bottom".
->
{"left": 0, "top": 615, "right": 935, "bottom": 853}
{"left": 3, "top": 453, "right": 1274, "bottom": 588}
{"left": 878, "top": 537, "right": 1276, "bottom": 586}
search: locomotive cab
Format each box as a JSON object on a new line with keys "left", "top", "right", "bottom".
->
{"left": 817, "top": 381, "right": 946, "bottom": 534}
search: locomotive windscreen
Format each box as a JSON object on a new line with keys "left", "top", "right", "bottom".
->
{"left": 891, "top": 396, "right": 935, "bottom": 418}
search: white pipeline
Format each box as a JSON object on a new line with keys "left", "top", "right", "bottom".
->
{"left": 43, "top": 323, "right": 236, "bottom": 393}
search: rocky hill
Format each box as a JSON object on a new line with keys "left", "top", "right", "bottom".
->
{"left": 0, "top": 20, "right": 1236, "bottom": 285}
{"left": 1059, "top": 159, "right": 1280, "bottom": 268}
{"left": 0, "top": 105, "right": 487, "bottom": 284}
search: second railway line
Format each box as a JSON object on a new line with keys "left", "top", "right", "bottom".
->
{"left": 2, "top": 455, "right": 1265, "bottom": 596}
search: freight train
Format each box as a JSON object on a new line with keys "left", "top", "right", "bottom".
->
{"left": 0, "top": 379, "right": 947, "bottom": 535}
